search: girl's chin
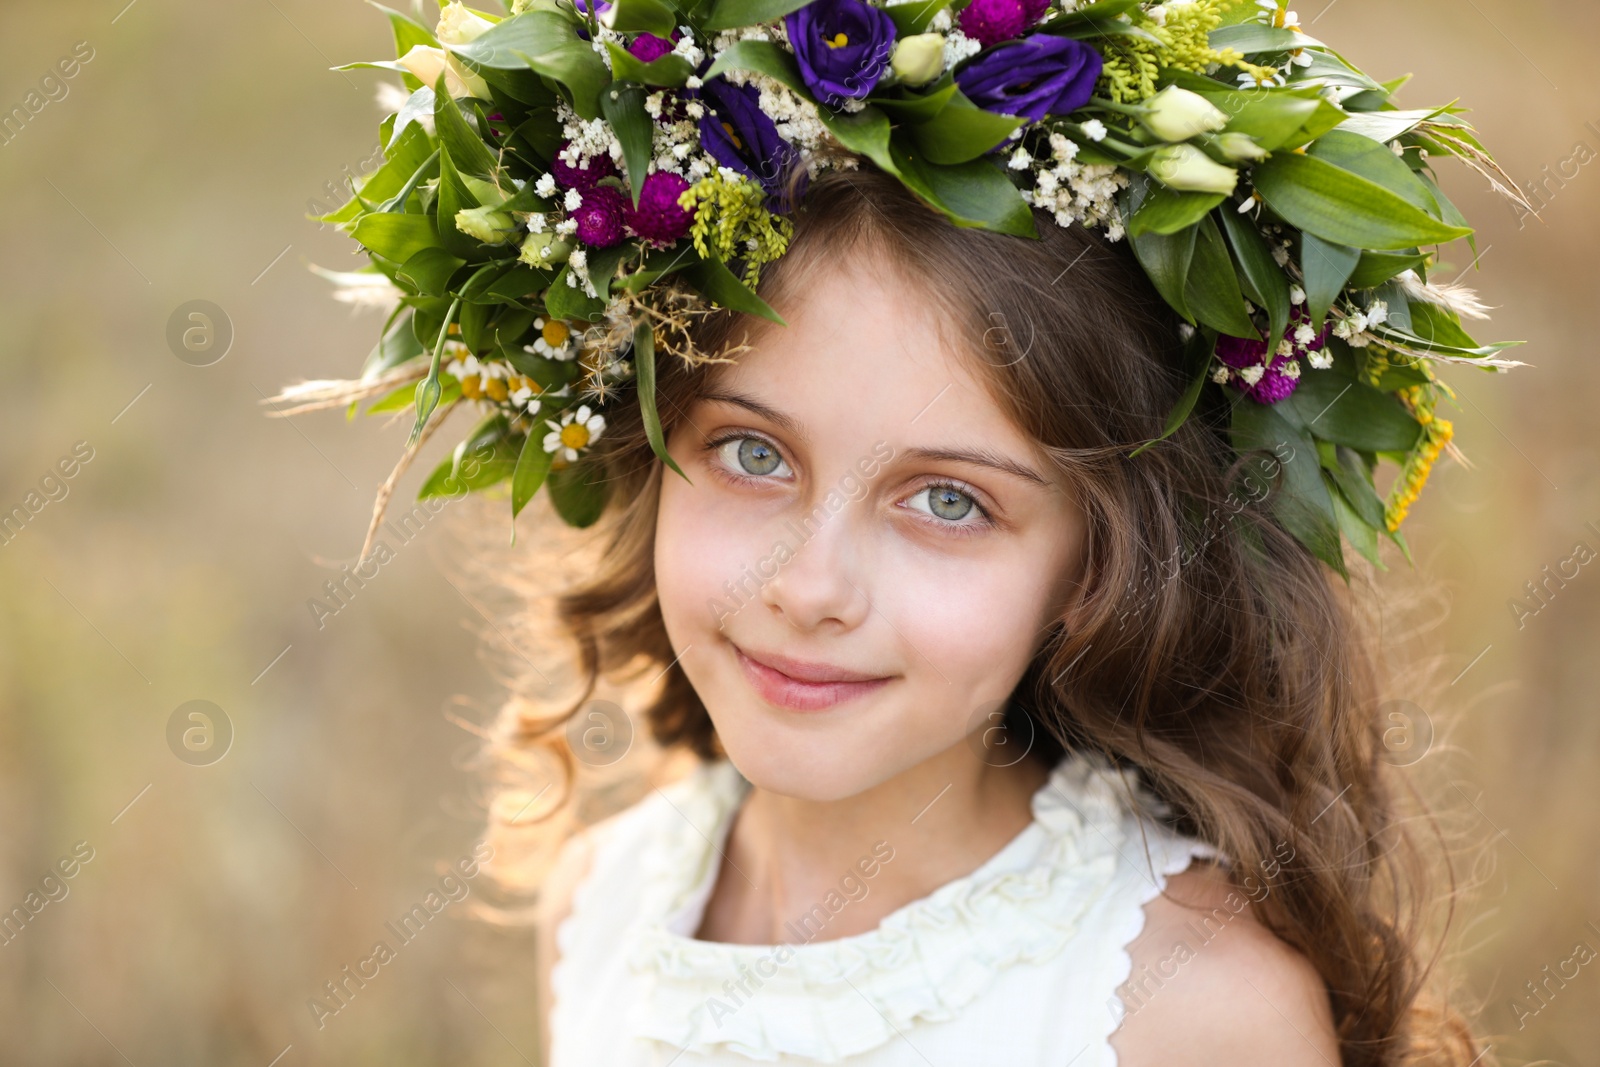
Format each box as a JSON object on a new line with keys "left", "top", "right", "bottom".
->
{"left": 710, "top": 724, "right": 939, "bottom": 803}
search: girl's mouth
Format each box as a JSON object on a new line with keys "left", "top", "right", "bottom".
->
{"left": 731, "top": 643, "right": 893, "bottom": 712}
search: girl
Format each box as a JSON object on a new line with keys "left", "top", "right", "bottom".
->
{"left": 472, "top": 170, "right": 1477, "bottom": 1066}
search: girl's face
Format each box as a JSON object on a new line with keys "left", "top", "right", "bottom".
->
{"left": 654, "top": 255, "right": 1087, "bottom": 801}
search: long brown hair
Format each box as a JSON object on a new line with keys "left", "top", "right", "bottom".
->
{"left": 456, "top": 168, "right": 1483, "bottom": 1065}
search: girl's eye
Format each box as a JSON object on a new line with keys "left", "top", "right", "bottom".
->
{"left": 711, "top": 434, "right": 792, "bottom": 479}
{"left": 904, "top": 483, "right": 993, "bottom": 533}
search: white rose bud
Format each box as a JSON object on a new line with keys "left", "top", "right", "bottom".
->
{"left": 1149, "top": 144, "right": 1239, "bottom": 195}
{"left": 397, "top": 44, "right": 491, "bottom": 100}
{"left": 1140, "top": 86, "right": 1229, "bottom": 143}
{"left": 519, "top": 231, "right": 573, "bottom": 266}
{"left": 890, "top": 34, "right": 945, "bottom": 87}
{"left": 1216, "top": 132, "right": 1269, "bottom": 162}
{"left": 436, "top": 3, "right": 497, "bottom": 45}
{"left": 456, "top": 205, "right": 518, "bottom": 245}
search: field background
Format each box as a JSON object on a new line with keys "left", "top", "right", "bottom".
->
{"left": 0, "top": 0, "right": 1595, "bottom": 1064}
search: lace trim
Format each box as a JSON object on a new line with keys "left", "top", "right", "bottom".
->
{"left": 617, "top": 754, "right": 1199, "bottom": 1063}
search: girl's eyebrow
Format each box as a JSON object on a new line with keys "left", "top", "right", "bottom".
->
{"left": 895, "top": 446, "right": 1050, "bottom": 487}
{"left": 697, "top": 388, "right": 811, "bottom": 445}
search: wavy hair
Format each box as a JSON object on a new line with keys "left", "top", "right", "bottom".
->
{"left": 452, "top": 168, "right": 1484, "bottom": 1066}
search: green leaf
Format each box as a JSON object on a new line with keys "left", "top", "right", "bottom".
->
{"left": 483, "top": 265, "right": 554, "bottom": 304}
{"left": 1281, "top": 370, "right": 1422, "bottom": 452}
{"left": 906, "top": 91, "right": 1023, "bottom": 165}
{"left": 322, "top": 122, "right": 437, "bottom": 225}
{"left": 684, "top": 257, "right": 786, "bottom": 323}
{"left": 604, "top": 40, "right": 694, "bottom": 87}
{"left": 546, "top": 457, "right": 611, "bottom": 526}
{"left": 1128, "top": 224, "right": 1197, "bottom": 323}
{"left": 632, "top": 319, "right": 690, "bottom": 483}
{"left": 544, "top": 264, "right": 607, "bottom": 320}
{"left": 1126, "top": 182, "right": 1226, "bottom": 238}
{"left": 703, "top": 39, "right": 808, "bottom": 95}
{"left": 601, "top": 0, "right": 678, "bottom": 35}
{"left": 1250, "top": 151, "right": 1473, "bottom": 250}
{"left": 1208, "top": 23, "right": 1309, "bottom": 53}
{"left": 1230, "top": 402, "right": 1344, "bottom": 574}
{"left": 447, "top": 12, "right": 610, "bottom": 119}
{"left": 701, "top": 0, "right": 811, "bottom": 32}
{"left": 599, "top": 83, "right": 653, "bottom": 209}
{"left": 1218, "top": 207, "right": 1290, "bottom": 355}
{"left": 585, "top": 242, "right": 633, "bottom": 302}
{"left": 353, "top": 212, "right": 443, "bottom": 263}
{"left": 1130, "top": 327, "right": 1214, "bottom": 457}
{"left": 434, "top": 76, "right": 501, "bottom": 178}
{"left": 397, "top": 247, "right": 467, "bottom": 295}
{"left": 1184, "top": 215, "right": 1257, "bottom": 338}
{"left": 1307, "top": 130, "right": 1437, "bottom": 216}
{"left": 1320, "top": 441, "right": 1386, "bottom": 530}
{"left": 1328, "top": 474, "right": 1382, "bottom": 566}
{"left": 1404, "top": 298, "right": 1480, "bottom": 351}
{"left": 360, "top": 309, "right": 426, "bottom": 379}
{"left": 891, "top": 146, "right": 1037, "bottom": 237}
{"left": 883, "top": 0, "right": 955, "bottom": 35}
{"left": 436, "top": 146, "right": 490, "bottom": 259}
{"left": 511, "top": 421, "right": 556, "bottom": 518}
{"left": 1335, "top": 107, "right": 1446, "bottom": 145}
{"left": 1299, "top": 231, "right": 1358, "bottom": 331}
{"left": 1346, "top": 249, "right": 1428, "bottom": 290}
{"left": 817, "top": 106, "right": 900, "bottom": 176}
{"left": 420, "top": 415, "right": 520, "bottom": 496}
{"left": 371, "top": 2, "right": 438, "bottom": 76}
{"left": 871, "top": 78, "right": 959, "bottom": 124}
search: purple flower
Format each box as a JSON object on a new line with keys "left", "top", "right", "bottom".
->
{"left": 695, "top": 77, "right": 806, "bottom": 211}
{"left": 553, "top": 142, "right": 616, "bottom": 190}
{"left": 628, "top": 31, "right": 678, "bottom": 63}
{"left": 573, "top": 186, "right": 627, "bottom": 247}
{"left": 955, "top": 34, "right": 1103, "bottom": 122}
{"left": 784, "top": 0, "right": 897, "bottom": 108}
{"left": 958, "top": 0, "right": 1027, "bottom": 48}
{"left": 1213, "top": 308, "right": 1329, "bottom": 404}
{"left": 1020, "top": 0, "right": 1051, "bottom": 21}
{"left": 625, "top": 172, "right": 694, "bottom": 245}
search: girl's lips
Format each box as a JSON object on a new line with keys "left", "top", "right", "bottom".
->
{"left": 732, "top": 644, "right": 892, "bottom": 712}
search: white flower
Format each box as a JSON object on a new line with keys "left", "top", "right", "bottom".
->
{"left": 436, "top": 3, "right": 496, "bottom": 45}
{"left": 1238, "top": 365, "right": 1266, "bottom": 385}
{"left": 544, "top": 404, "right": 606, "bottom": 462}
{"left": 1211, "top": 365, "right": 1231, "bottom": 383}
{"left": 563, "top": 187, "right": 583, "bottom": 211}
{"left": 1008, "top": 147, "right": 1032, "bottom": 170}
{"left": 1140, "top": 86, "right": 1229, "bottom": 142}
{"left": 1080, "top": 118, "right": 1107, "bottom": 142}
{"left": 1294, "top": 322, "right": 1316, "bottom": 345}
{"left": 396, "top": 44, "right": 489, "bottom": 99}
{"left": 534, "top": 173, "right": 557, "bottom": 197}
{"left": 1365, "top": 299, "right": 1389, "bottom": 328}
{"left": 1288, "top": 284, "right": 1306, "bottom": 305}
{"left": 528, "top": 316, "right": 579, "bottom": 360}
{"left": 1307, "top": 349, "right": 1334, "bottom": 369}
{"left": 1281, "top": 359, "right": 1302, "bottom": 379}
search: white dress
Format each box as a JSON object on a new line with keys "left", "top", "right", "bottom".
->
{"left": 549, "top": 752, "right": 1216, "bottom": 1066}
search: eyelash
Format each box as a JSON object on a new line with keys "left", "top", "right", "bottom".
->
{"left": 700, "top": 431, "right": 998, "bottom": 536}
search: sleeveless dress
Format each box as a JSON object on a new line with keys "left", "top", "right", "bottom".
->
{"left": 549, "top": 752, "right": 1216, "bottom": 1066}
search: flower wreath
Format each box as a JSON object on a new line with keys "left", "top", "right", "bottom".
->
{"left": 267, "top": 0, "right": 1528, "bottom": 577}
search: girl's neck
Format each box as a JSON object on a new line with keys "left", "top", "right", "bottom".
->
{"left": 693, "top": 746, "right": 1052, "bottom": 945}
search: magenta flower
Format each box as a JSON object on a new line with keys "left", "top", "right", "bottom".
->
{"left": 958, "top": 0, "right": 1027, "bottom": 48}
{"left": 552, "top": 144, "right": 616, "bottom": 190}
{"left": 624, "top": 172, "right": 694, "bottom": 245}
{"left": 573, "top": 186, "right": 627, "bottom": 247}
{"left": 628, "top": 32, "right": 677, "bottom": 63}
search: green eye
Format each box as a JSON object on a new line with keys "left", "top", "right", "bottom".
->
{"left": 924, "top": 485, "right": 975, "bottom": 522}
{"left": 713, "top": 435, "right": 789, "bottom": 478}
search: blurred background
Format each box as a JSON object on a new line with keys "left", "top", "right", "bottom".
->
{"left": 0, "top": 0, "right": 1594, "bottom": 1064}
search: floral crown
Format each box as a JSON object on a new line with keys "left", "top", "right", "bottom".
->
{"left": 267, "top": 0, "right": 1527, "bottom": 576}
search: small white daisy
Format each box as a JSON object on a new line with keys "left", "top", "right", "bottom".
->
{"left": 544, "top": 404, "right": 606, "bottom": 462}
{"left": 526, "top": 316, "right": 580, "bottom": 361}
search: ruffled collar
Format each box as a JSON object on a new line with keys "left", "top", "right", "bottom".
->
{"left": 621, "top": 753, "right": 1170, "bottom": 1062}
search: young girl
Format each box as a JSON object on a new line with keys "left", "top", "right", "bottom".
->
{"left": 275, "top": 3, "right": 1517, "bottom": 1063}
{"left": 480, "top": 171, "right": 1475, "bottom": 1066}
